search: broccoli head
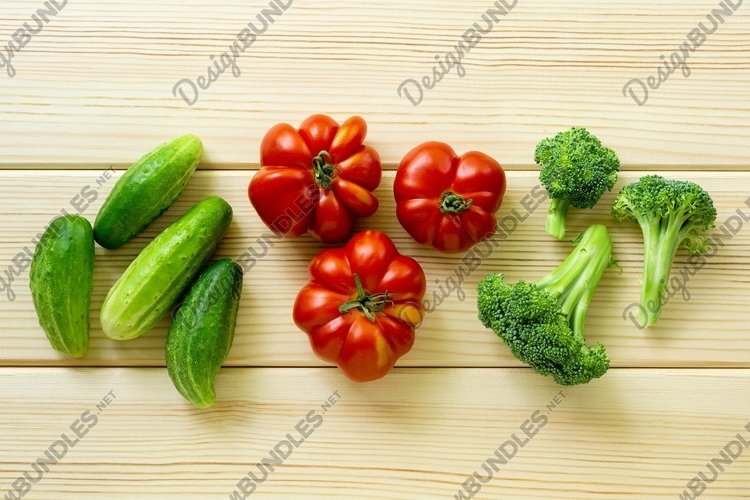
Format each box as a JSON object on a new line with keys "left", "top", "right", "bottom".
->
{"left": 477, "top": 224, "right": 614, "bottom": 385}
{"left": 535, "top": 128, "right": 620, "bottom": 240}
{"left": 612, "top": 175, "right": 717, "bottom": 327}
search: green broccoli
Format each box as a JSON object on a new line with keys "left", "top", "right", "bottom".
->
{"left": 612, "top": 175, "right": 717, "bottom": 327}
{"left": 477, "top": 224, "right": 614, "bottom": 385}
{"left": 535, "top": 128, "right": 620, "bottom": 240}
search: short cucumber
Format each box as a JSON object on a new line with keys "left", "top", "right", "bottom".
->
{"left": 29, "top": 216, "right": 94, "bottom": 358}
{"left": 94, "top": 134, "right": 203, "bottom": 249}
{"left": 100, "top": 196, "right": 232, "bottom": 340}
{"left": 166, "top": 258, "right": 243, "bottom": 408}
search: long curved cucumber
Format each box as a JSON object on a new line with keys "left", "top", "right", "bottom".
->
{"left": 100, "top": 196, "right": 232, "bottom": 340}
{"left": 94, "top": 134, "right": 203, "bottom": 249}
{"left": 29, "top": 216, "right": 94, "bottom": 358}
{"left": 166, "top": 258, "right": 243, "bottom": 408}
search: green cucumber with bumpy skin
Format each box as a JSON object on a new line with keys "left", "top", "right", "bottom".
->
{"left": 94, "top": 134, "right": 203, "bottom": 250}
{"left": 100, "top": 196, "right": 232, "bottom": 341}
{"left": 30, "top": 216, "right": 94, "bottom": 358}
{"left": 166, "top": 258, "right": 243, "bottom": 408}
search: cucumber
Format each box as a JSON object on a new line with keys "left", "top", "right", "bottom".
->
{"left": 94, "top": 134, "right": 203, "bottom": 250}
{"left": 100, "top": 196, "right": 232, "bottom": 340}
{"left": 166, "top": 258, "right": 243, "bottom": 408}
{"left": 29, "top": 216, "right": 94, "bottom": 358}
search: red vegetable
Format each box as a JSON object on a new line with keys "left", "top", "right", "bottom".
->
{"left": 249, "top": 114, "right": 382, "bottom": 243}
{"left": 394, "top": 141, "right": 507, "bottom": 253}
{"left": 293, "top": 230, "right": 426, "bottom": 382}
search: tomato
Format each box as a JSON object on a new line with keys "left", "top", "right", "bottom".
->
{"left": 394, "top": 142, "right": 507, "bottom": 253}
{"left": 293, "top": 230, "right": 426, "bottom": 382}
{"left": 249, "top": 114, "right": 382, "bottom": 243}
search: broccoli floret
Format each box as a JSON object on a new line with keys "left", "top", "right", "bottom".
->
{"left": 612, "top": 175, "right": 717, "bottom": 327}
{"left": 477, "top": 224, "right": 614, "bottom": 385}
{"left": 535, "top": 128, "right": 620, "bottom": 240}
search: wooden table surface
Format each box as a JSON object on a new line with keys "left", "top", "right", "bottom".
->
{"left": 1, "top": 1, "right": 749, "bottom": 498}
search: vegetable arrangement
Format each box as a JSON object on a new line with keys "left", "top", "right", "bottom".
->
{"left": 29, "top": 118, "right": 718, "bottom": 408}
{"left": 475, "top": 130, "right": 715, "bottom": 385}
{"left": 30, "top": 136, "right": 239, "bottom": 408}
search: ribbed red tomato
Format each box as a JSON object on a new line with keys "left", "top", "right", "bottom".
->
{"left": 293, "top": 230, "right": 426, "bottom": 382}
{"left": 249, "top": 114, "right": 382, "bottom": 243}
{"left": 394, "top": 142, "right": 506, "bottom": 253}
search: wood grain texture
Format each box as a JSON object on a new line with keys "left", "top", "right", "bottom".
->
{"left": 0, "top": 368, "right": 748, "bottom": 499}
{"left": 0, "top": 0, "right": 748, "bottom": 168}
{"left": 1, "top": 170, "right": 748, "bottom": 367}
{"left": 1, "top": 1, "right": 750, "bottom": 498}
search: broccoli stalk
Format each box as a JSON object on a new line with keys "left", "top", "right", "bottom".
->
{"left": 612, "top": 175, "right": 717, "bottom": 327}
{"left": 535, "top": 128, "right": 620, "bottom": 240}
{"left": 545, "top": 198, "right": 571, "bottom": 242}
{"left": 638, "top": 211, "right": 684, "bottom": 327}
{"left": 477, "top": 224, "right": 614, "bottom": 386}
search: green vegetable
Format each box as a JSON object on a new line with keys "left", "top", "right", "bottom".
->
{"left": 166, "top": 258, "right": 243, "bottom": 408}
{"left": 100, "top": 196, "right": 232, "bottom": 341}
{"left": 535, "top": 127, "right": 620, "bottom": 239}
{"left": 477, "top": 224, "right": 614, "bottom": 386}
{"left": 94, "top": 134, "right": 203, "bottom": 250}
{"left": 612, "top": 175, "right": 717, "bottom": 327}
{"left": 30, "top": 216, "right": 94, "bottom": 358}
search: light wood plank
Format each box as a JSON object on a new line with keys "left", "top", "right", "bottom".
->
{"left": 0, "top": 368, "right": 748, "bottom": 499}
{"left": 0, "top": 0, "right": 748, "bottom": 168}
{"left": 1, "top": 170, "right": 748, "bottom": 367}
{"left": 1, "top": 2, "right": 748, "bottom": 499}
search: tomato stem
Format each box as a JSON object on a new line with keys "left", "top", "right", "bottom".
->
{"left": 338, "top": 274, "right": 391, "bottom": 322}
{"left": 439, "top": 191, "right": 473, "bottom": 214}
{"left": 312, "top": 150, "right": 336, "bottom": 189}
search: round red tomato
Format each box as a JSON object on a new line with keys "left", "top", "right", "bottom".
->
{"left": 249, "top": 114, "right": 382, "bottom": 243}
{"left": 293, "top": 230, "right": 426, "bottom": 382}
{"left": 394, "top": 142, "right": 506, "bottom": 253}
